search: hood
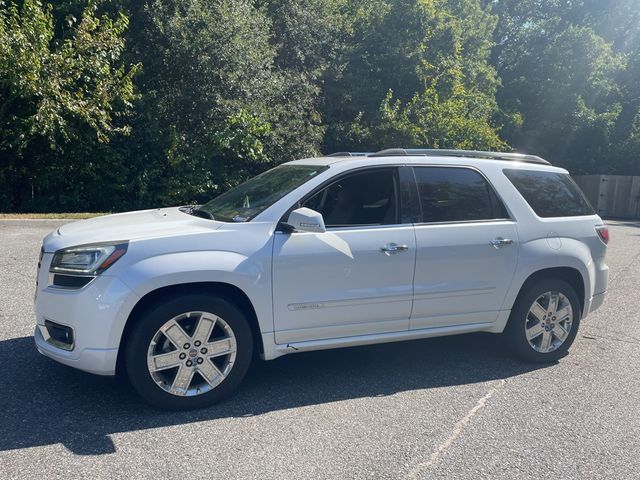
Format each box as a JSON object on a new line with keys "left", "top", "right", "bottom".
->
{"left": 43, "top": 207, "right": 224, "bottom": 252}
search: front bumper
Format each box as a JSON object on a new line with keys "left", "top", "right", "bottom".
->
{"left": 35, "top": 326, "right": 118, "bottom": 375}
{"left": 34, "top": 267, "right": 139, "bottom": 376}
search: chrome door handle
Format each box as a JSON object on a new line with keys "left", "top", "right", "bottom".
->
{"left": 490, "top": 237, "right": 514, "bottom": 249}
{"left": 381, "top": 243, "right": 409, "bottom": 255}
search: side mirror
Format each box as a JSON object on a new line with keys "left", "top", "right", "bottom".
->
{"left": 284, "top": 207, "right": 326, "bottom": 233}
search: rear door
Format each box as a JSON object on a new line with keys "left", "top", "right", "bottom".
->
{"left": 410, "top": 166, "right": 519, "bottom": 329}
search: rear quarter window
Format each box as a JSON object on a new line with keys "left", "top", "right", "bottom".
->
{"left": 503, "top": 169, "right": 595, "bottom": 217}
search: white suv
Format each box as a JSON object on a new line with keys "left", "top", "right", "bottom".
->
{"left": 34, "top": 148, "right": 609, "bottom": 409}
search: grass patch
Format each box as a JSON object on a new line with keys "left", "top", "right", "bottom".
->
{"left": 0, "top": 212, "right": 106, "bottom": 220}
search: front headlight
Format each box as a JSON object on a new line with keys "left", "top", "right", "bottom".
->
{"left": 50, "top": 242, "right": 128, "bottom": 276}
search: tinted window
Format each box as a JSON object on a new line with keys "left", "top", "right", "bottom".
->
{"left": 503, "top": 169, "right": 594, "bottom": 217}
{"left": 414, "top": 167, "right": 508, "bottom": 223}
{"left": 303, "top": 169, "right": 398, "bottom": 227}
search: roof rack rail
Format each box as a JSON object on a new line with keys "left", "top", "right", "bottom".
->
{"left": 326, "top": 152, "right": 371, "bottom": 157}
{"left": 369, "top": 148, "right": 550, "bottom": 165}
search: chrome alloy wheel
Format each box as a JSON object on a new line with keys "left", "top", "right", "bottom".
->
{"left": 146, "top": 311, "right": 237, "bottom": 396}
{"left": 525, "top": 291, "right": 573, "bottom": 353}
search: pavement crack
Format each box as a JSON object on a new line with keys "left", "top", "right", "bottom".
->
{"left": 582, "top": 333, "right": 640, "bottom": 345}
{"left": 404, "top": 380, "right": 506, "bottom": 480}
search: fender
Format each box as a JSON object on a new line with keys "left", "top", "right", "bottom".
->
{"left": 501, "top": 237, "right": 592, "bottom": 315}
{"left": 106, "top": 250, "right": 273, "bottom": 350}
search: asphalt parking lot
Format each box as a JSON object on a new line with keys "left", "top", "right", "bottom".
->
{"left": 0, "top": 219, "right": 639, "bottom": 479}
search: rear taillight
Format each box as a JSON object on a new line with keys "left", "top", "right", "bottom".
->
{"left": 596, "top": 226, "right": 609, "bottom": 245}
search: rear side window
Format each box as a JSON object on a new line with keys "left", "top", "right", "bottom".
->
{"left": 503, "top": 169, "right": 594, "bottom": 217}
{"left": 413, "top": 167, "right": 509, "bottom": 223}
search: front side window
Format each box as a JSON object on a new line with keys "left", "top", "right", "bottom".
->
{"left": 503, "top": 169, "right": 594, "bottom": 218}
{"left": 200, "top": 164, "right": 326, "bottom": 222}
{"left": 413, "top": 167, "right": 508, "bottom": 223}
{"left": 302, "top": 168, "right": 399, "bottom": 227}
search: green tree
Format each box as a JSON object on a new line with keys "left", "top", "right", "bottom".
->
{"left": 2, "top": 0, "right": 638, "bottom": 212}
{"left": 121, "top": 0, "right": 333, "bottom": 207}
{"left": 486, "top": 0, "right": 630, "bottom": 173}
{"left": 260, "top": 0, "right": 349, "bottom": 161}
{"left": 602, "top": 1, "right": 640, "bottom": 174}
{"left": 370, "top": 86, "right": 505, "bottom": 150}
{"left": 0, "top": 0, "right": 138, "bottom": 210}
{"left": 323, "top": 0, "right": 504, "bottom": 152}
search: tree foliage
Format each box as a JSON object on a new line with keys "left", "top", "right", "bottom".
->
{"left": 0, "top": 0, "right": 639, "bottom": 212}
{"left": 487, "top": 0, "right": 639, "bottom": 173}
{"left": 125, "top": 0, "right": 280, "bottom": 205}
{"left": 0, "top": 0, "right": 138, "bottom": 209}
{"left": 0, "top": 0, "right": 137, "bottom": 148}
{"left": 322, "top": 0, "right": 503, "bottom": 151}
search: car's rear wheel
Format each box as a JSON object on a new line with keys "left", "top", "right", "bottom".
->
{"left": 125, "top": 294, "right": 253, "bottom": 410}
{"left": 505, "top": 279, "right": 581, "bottom": 363}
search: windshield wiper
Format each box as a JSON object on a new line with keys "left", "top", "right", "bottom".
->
{"left": 192, "top": 208, "right": 214, "bottom": 220}
{"left": 182, "top": 205, "right": 215, "bottom": 220}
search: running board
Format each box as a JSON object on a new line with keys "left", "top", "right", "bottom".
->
{"left": 276, "top": 321, "right": 495, "bottom": 356}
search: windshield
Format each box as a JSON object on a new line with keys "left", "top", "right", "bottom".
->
{"left": 199, "top": 164, "right": 326, "bottom": 222}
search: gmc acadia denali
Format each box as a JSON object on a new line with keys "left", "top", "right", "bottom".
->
{"left": 34, "top": 148, "right": 609, "bottom": 409}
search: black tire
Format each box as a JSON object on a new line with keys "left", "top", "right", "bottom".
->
{"left": 124, "top": 293, "right": 253, "bottom": 410}
{"left": 504, "top": 279, "right": 581, "bottom": 363}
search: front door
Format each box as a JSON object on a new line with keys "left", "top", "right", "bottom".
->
{"left": 272, "top": 167, "right": 416, "bottom": 344}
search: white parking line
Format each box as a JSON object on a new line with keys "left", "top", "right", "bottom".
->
{"left": 404, "top": 379, "right": 506, "bottom": 480}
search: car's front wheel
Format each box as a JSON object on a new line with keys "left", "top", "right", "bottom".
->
{"left": 125, "top": 294, "right": 253, "bottom": 410}
{"left": 505, "top": 279, "right": 581, "bottom": 363}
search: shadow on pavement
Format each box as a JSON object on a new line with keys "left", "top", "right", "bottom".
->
{"left": 0, "top": 333, "right": 545, "bottom": 455}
